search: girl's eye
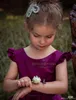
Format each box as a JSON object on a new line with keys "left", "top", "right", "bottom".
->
{"left": 46, "top": 36, "right": 52, "bottom": 38}
{"left": 33, "top": 34, "right": 40, "bottom": 37}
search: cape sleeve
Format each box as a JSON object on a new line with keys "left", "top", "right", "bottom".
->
{"left": 7, "top": 48, "right": 17, "bottom": 62}
{"left": 56, "top": 52, "right": 72, "bottom": 65}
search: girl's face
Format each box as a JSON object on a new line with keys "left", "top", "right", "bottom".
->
{"left": 29, "top": 25, "right": 56, "bottom": 50}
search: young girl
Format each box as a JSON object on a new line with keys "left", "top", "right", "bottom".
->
{"left": 3, "top": 0, "right": 72, "bottom": 100}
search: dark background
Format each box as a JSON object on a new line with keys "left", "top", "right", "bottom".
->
{"left": 0, "top": 0, "right": 76, "bottom": 14}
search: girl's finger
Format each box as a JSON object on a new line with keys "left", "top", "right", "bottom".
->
{"left": 12, "top": 90, "right": 22, "bottom": 100}
{"left": 17, "top": 80, "right": 21, "bottom": 87}
{"left": 25, "top": 81, "right": 30, "bottom": 87}
{"left": 20, "top": 79, "right": 25, "bottom": 87}
{"left": 23, "top": 79, "right": 28, "bottom": 87}
{"left": 12, "top": 92, "right": 20, "bottom": 100}
{"left": 16, "top": 91, "right": 25, "bottom": 100}
{"left": 18, "top": 79, "right": 25, "bottom": 87}
{"left": 12, "top": 93, "right": 19, "bottom": 100}
{"left": 29, "top": 80, "right": 32, "bottom": 87}
{"left": 17, "top": 88, "right": 30, "bottom": 99}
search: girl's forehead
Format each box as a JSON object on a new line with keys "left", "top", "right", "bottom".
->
{"left": 32, "top": 25, "right": 56, "bottom": 35}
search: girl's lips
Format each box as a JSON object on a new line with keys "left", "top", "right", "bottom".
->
{"left": 37, "top": 45, "right": 47, "bottom": 50}
{"left": 39, "top": 45, "right": 46, "bottom": 48}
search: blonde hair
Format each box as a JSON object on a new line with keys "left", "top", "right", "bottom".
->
{"left": 25, "top": 0, "right": 63, "bottom": 30}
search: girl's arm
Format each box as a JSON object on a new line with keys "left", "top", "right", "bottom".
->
{"left": 3, "top": 61, "right": 19, "bottom": 92}
{"left": 32, "top": 59, "right": 68, "bottom": 94}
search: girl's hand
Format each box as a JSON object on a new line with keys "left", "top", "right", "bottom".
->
{"left": 12, "top": 87, "right": 32, "bottom": 100}
{"left": 17, "top": 77, "right": 32, "bottom": 88}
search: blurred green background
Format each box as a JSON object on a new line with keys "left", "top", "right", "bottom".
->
{"left": 0, "top": 0, "right": 76, "bottom": 100}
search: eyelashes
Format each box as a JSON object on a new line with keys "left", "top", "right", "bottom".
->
{"left": 33, "top": 34, "right": 53, "bottom": 38}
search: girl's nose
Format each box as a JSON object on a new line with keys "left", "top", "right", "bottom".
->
{"left": 39, "top": 37, "right": 46, "bottom": 45}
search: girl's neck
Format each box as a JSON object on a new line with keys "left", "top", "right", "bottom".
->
{"left": 29, "top": 44, "right": 55, "bottom": 54}
{"left": 30, "top": 44, "right": 49, "bottom": 53}
{"left": 24, "top": 44, "right": 56, "bottom": 59}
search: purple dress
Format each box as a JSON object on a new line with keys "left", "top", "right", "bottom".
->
{"left": 7, "top": 48, "right": 72, "bottom": 100}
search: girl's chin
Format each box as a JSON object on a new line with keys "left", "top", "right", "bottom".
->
{"left": 35, "top": 46, "right": 47, "bottom": 50}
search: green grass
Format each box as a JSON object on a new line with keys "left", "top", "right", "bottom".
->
{"left": 0, "top": 13, "right": 75, "bottom": 100}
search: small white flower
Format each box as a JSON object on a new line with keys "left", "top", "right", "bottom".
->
{"left": 32, "top": 76, "right": 41, "bottom": 84}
